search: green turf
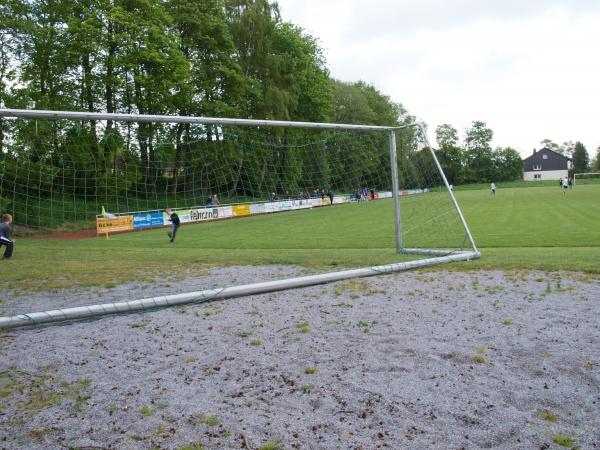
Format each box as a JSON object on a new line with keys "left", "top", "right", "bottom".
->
{"left": 4, "top": 184, "right": 600, "bottom": 291}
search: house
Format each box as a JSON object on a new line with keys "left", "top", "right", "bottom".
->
{"left": 522, "top": 147, "right": 570, "bottom": 181}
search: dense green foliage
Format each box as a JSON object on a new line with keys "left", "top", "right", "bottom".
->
{"left": 571, "top": 141, "right": 590, "bottom": 173}
{"left": 435, "top": 121, "right": 522, "bottom": 185}
{"left": 0, "top": 0, "right": 426, "bottom": 227}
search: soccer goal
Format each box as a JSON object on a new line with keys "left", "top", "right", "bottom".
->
{"left": 0, "top": 109, "right": 479, "bottom": 328}
{"left": 573, "top": 173, "right": 600, "bottom": 186}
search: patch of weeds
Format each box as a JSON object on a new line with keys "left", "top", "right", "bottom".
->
{"left": 243, "top": 401, "right": 252, "bottom": 407}
{"left": 29, "top": 427, "right": 59, "bottom": 440}
{"left": 234, "top": 329, "right": 253, "bottom": 338}
{"left": 552, "top": 434, "right": 578, "bottom": 448}
{"left": 156, "top": 402, "right": 169, "bottom": 410}
{"left": 472, "top": 346, "right": 488, "bottom": 364}
{"left": 304, "top": 367, "right": 317, "bottom": 375}
{"left": 249, "top": 339, "right": 262, "bottom": 346}
{"left": 534, "top": 277, "right": 545, "bottom": 282}
{"left": 333, "top": 279, "right": 384, "bottom": 298}
{"left": 583, "top": 362, "right": 596, "bottom": 369}
{"left": 333, "top": 302, "right": 353, "bottom": 308}
{"left": 201, "top": 306, "right": 221, "bottom": 317}
{"left": 140, "top": 406, "right": 154, "bottom": 416}
{"left": 154, "top": 421, "right": 170, "bottom": 438}
{"left": 295, "top": 321, "right": 310, "bottom": 334}
{"left": 501, "top": 319, "right": 512, "bottom": 326}
{"left": 189, "top": 414, "right": 221, "bottom": 427}
{"left": 178, "top": 443, "right": 205, "bottom": 450}
{"left": 105, "top": 281, "right": 116, "bottom": 288}
{"left": 258, "top": 438, "right": 284, "bottom": 450}
{"left": 301, "top": 383, "right": 312, "bottom": 393}
{"left": 484, "top": 285, "right": 503, "bottom": 294}
{"left": 203, "top": 367, "right": 218, "bottom": 376}
{"left": 357, "top": 320, "right": 370, "bottom": 333}
{"left": 541, "top": 410, "right": 558, "bottom": 422}
{"left": 407, "top": 291, "right": 415, "bottom": 297}
{"left": 545, "top": 281, "right": 552, "bottom": 294}
{"left": 0, "top": 368, "right": 94, "bottom": 417}
{"left": 129, "top": 319, "right": 151, "bottom": 328}
{"left": 108, "top": 404, "right": 118, "bottom": 415}
{"left": 249, "top": 307, "right": 261, "bottom": 316}
{"left": 184, "top": 356, "right": 197, "bottom": 364}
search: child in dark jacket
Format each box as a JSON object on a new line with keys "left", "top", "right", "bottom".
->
{"left": 0, "top": 213, "right": 14, "bottom": 259}
{"left": 166, "top": 209, "right": 180, "bottom": 242}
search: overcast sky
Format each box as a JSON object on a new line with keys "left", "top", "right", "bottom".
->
{"left": 277, "top": 0, "right": 600, "bottom": 157}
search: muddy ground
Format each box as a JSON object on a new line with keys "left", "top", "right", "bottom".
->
{"left": 1, "top": 267, "right": 599, "bottom": 449}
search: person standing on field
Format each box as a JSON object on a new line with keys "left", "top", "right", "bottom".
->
{"left": 562, "top": 177, "right": 569, "bottom": 193}
{"left": 166, "top": 208, "right": 180, "bottom": 242}
{"left": 0, "top": 213, "right": 14, "bottom": 259}
{"left": 490, "top": 182, "right": 496, "bottom": 196}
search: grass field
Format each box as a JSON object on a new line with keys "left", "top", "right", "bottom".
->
{"left": 3, "top": 183, "right": 600, "bottom": 291}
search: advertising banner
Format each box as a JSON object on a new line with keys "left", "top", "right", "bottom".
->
{"left": 132, "top": 212, "right": 164, "bottom": 229}
{"left": 96, "top": 215, "right": 133, "bottom": 234}
{"left": 233, "top": 204, "right": 250, "bottom": 217}
{"left": 250, "top": 203, "right": 266, "bottom": 215}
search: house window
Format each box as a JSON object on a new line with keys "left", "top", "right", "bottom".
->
{"left": 533, "top": 164, "right": 541, "bottom": 170}
{"left": 542, "top": 154, "right": 548, "bottom": 159}
{"left": 534, "top": 174, "right": 542, "bottom": 179}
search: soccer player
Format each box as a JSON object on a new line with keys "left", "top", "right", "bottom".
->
{"left": 0, "top": 213, "right": 14, "bottom": 259}
{"left": 561, "top": 177, "right": 568, "bottom": 193}
{"left": 166, "top": 208, "right": 180, "bottom": 242}
{"left": 490, "top": 182, "right": 496, "bottom": 196}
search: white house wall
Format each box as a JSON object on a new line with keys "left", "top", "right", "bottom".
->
{"left": 523, "top": 170, "right": 568, "bottom": 181}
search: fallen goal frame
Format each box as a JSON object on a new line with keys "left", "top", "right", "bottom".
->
{"left": 0, "top": 109, "right": 480, "bottom": 328}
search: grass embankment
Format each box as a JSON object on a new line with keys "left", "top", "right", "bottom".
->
{"left": 3, "top": 184, "right": 600, "bottom": 291}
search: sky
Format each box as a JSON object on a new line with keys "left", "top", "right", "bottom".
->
{"left": 277, "top": 0, "right": 600, "bottom": 158}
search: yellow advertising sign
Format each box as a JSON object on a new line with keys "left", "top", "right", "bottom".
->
{"left": 232, "top": 204, "right": 250, "bottom": 217}
{"left": 96, "top": 215, "right": 133, "bottom": 234}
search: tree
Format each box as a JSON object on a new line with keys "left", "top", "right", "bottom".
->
{"left": 435, "top": 124, "right": 464, "bottom": 184}
{"left": 539, "top": 139, "right": 573, "bottom": 157}
{"left": 571, "top": 141, "right": 590, "bottom": 173}
{"left": 435, "top": 124, "right": 459, "bottom": 149}
{"left": 465, "top": 121, "right": 494, "bottom": 182}
{"left": 592, "top": 146, "right": 600, "bottom": 171}
{"left": 492, "top": 147, "right": 522, "bottom": 181}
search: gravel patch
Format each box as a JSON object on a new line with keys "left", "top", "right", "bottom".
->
{"left": 1, "top": 268, "right": 599, "bottom": 449}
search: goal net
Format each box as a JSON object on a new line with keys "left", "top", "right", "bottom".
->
{"left": 0, "top": 109, "right": 478, "bottom": 327}
{"left": 573, "top": 173, "right": 600, "bottom": 186}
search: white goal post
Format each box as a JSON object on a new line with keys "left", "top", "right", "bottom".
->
{"left": 0, "top": 108, "right": 480, "bottom": 328}
{"left": 573, "top": 173, "right": 600, "bottom": 186}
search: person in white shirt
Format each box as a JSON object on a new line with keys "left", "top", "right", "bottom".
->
{"left": 561, "top": 177, "right": 568, "bottom": 193}
{"left": 490, "top": 182, "right": 496, "bottom": 196}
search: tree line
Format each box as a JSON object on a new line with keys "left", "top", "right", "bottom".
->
{"left": 1, "top": 0, "right": 570, "bottom": 226}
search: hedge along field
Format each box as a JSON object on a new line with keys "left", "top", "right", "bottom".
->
{"left": 3, "top": 183, "right": 600, "bottom": 292}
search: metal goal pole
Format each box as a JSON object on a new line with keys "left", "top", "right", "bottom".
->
{"left": 389, "top": 130, "right": 402, "bottom": 252}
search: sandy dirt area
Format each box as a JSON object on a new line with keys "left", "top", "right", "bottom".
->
{"left": 1, "top": 267, "right": 599, "bottom": 449}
